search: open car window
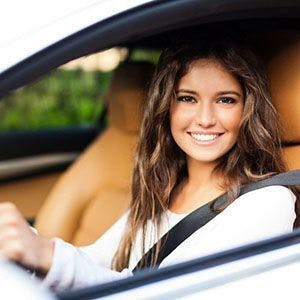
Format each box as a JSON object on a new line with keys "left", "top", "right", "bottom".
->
{"left": 0, "top": 0, "right": 300, "bottom": 298}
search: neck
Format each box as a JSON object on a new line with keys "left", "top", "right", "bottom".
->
{"left": 169, "top": 158, "right": 225, "bottom": 213}
{"left": 186, "top": 157, "right": 219, "bottom": 187}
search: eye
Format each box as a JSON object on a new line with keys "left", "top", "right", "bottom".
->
{"left": 217, "top": 97, "right": 236, "bottom": 104}
{"left": 177, "top": 95, "right": 196, "bottom": 103}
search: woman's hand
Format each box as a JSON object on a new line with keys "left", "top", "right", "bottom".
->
{"left": 0, "top": 202, "right": 54, "bottom": 275}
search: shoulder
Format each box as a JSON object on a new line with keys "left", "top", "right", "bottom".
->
{"left": 224, "top": 185, "right": 296, "bottom": 232}
{"left": 236, "top": 185, "right": 296, "bottom": 211}
{"left": 162, "top": 186, "right": 296, "bottom": 265}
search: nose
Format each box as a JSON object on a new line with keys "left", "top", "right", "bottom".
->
{"left": 195, "top": 102, "right": 217, "bottom": 128}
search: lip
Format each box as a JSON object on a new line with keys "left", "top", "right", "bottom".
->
{"left": 188, "top": 131, "right": 225, "bottom": 135}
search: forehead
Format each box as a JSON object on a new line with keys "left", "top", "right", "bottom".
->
{"left": 178, "top": 58, "right": 242, "bottom": 92}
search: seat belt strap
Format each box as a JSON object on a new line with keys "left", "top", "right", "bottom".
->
{"left": 133, "top": 169, "right": 300, "bottom": 272}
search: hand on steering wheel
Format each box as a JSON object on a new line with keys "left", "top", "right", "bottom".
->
{"left": 0, "top": 202, "right": 54, "bottom": 275}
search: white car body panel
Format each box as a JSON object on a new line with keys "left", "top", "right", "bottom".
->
{"left": 0, "top": 0, "right": 154, "bottom": 73}
{"left": 102, "top": 241, "right": 300, "bottom": 299}
{"left": 0, "top": 0, "right": 299, "bottom": 298}
{"left": 0, "top": 260, "right": 54, "bottom": 299}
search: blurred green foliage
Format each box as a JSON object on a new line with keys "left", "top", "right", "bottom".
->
{"left": 0, "top": 69, "right": 112, "bottom": 131}
{"left": 0, "top": 49, "right": 159, "bottom": 132}
{"left": 130, "top": 49, "right": 160, "bottom": 64}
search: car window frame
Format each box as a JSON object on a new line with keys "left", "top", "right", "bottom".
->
{"left": 1, "top": 0, "right": 300, "bottom": 97}
{"left": 56, "top": 228, "right": 300, "bottom": 299}
{"left": 1, "top": 0, "right": 300, "bottom": 297}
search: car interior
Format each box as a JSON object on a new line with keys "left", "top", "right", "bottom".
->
{"left": 267, "top": 32, "right": 300, "bottom": 171}
{"left": 0, "top": 18, "right": 299, "bottom": 250}
{"left": 33, "top": 27, "right": 300, "bottom": 246}
{"left": 35, "top": 61, "right": 155, "bottom": 244}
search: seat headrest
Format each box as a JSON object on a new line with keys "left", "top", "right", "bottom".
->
{"left": 267, "top": 38, "right": 300, "bottom": 143}
{"left": 107, "top": 61, "right": 155, "bottom": 134}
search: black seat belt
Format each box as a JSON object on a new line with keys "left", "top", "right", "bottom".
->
{"left": 133, "top": 169, "right": 300, "bottom": 272}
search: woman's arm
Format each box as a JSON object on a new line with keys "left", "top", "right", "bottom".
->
{"left": 42, "top": 211, "right": 132, "bottom": 291}
{"left": 0, "top": 203, "right": 132, "bottom": 291}
{"left": 0, "top": 202, "right": 54, "bottom": 275}
{"left": 42, "top": 237, "right": 132, "bottom": 291}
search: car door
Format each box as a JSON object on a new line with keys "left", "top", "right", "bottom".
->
{"left": 0, "top": 0, "right": 300, "bottom": 297}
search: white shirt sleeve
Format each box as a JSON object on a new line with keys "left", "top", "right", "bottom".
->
{"left": 217, "top": 185, "right": 296, "bottom": 242}
{"left": 42, "top": 211, "right": 132, "bottom": 291}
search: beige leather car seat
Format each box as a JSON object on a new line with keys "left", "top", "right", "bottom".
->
{"left": 267, "top": 36, "right": 300, "bottom": 170}
{"left": 35, "top": 61, "right": 154, "bottom": 245}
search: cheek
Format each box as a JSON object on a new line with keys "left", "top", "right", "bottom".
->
{"left": 170, "top": 104, "right": 193, "bottom": 130}
{"left": 218, "top": 106, "right": 243, "bottom": 133}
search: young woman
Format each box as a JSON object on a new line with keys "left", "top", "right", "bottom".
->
{"left": 0, "top": 36, "right": 297, "bottom": 291}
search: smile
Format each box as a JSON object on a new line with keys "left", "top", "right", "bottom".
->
{"left": 189, "top": 132, "right": 223, "bottom": 144}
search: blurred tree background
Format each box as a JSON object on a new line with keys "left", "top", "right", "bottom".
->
{"left": 0, "top": 69, "right": 111, "bottom": 131}
{"left": 0, "top": 49, "right": 159, "bottom": 131}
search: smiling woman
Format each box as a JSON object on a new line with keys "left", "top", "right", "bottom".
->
{"left": 169, "top": 58, "right": 244, "bottom": 212}
{"left": 0, "top": 34, "right": 298, "bottom": 291}
{"left": 171, "top": 59, "right": 244, "bottom": 164}
{"left": 111, "top": 35, "right": 297, "bottom": 272}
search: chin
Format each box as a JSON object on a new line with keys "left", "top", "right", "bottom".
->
{"left": 189, "top": 149, "right": 230, "bottom": 164}
{"left": 191, "top": 155, "right": 222, "bottom": 164}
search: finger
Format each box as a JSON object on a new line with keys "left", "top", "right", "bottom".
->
{"left": 0, "top": 240, "right": 23, "bottom": 262}
{"left": 0, "top": 213, "right": 19, "bottom": 229}
{"left": 0, "top": 227, "right": 20, "bottom": 248}
{"left": 0, "top": 203, "right": 22, "bottom": 226}
{"left": 0, "top": 202, "right": 19, "bottom": 214}
{"left": 0, "top": 203, "right": 25, "bottom": 224}
{"left": 0, "top": 203, "right": 28, "bottom": 239}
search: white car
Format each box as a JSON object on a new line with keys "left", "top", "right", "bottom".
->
{"left": 0, "top": 0, "right": 300, "bottom": 299}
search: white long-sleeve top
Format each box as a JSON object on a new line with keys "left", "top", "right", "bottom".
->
{"left": 42, "top": 185, "right": 296, "bottom": 291}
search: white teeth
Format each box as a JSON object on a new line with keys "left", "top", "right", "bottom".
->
{"left": 190, "top": 133, "right": 219, "bottom": 141}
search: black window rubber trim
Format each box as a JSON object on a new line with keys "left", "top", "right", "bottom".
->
{"left": 0, "top": 126, "right": 99, "bottom": 159}
{"left": 56, "top": 228, "right": 300, "bottom": 300}
{"left": 1, "top": 0, "right": 300, "bottom": 97}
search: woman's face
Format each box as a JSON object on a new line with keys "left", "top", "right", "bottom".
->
{"left": 170, "top": 58, "right": 244, "bottom": 164}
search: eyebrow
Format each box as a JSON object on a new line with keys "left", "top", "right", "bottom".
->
{"left": 216, "top": 91, "right": 243, "bottom": 98}
{"left": 176, "top": 89, "right": 198, "bottom": 95}
{"left": 176, "top": 89, "right": 243, "bottom": 98}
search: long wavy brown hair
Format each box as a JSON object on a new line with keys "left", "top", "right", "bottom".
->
{"left": 112, "top": 35, "right": 299, "bottom": 271}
